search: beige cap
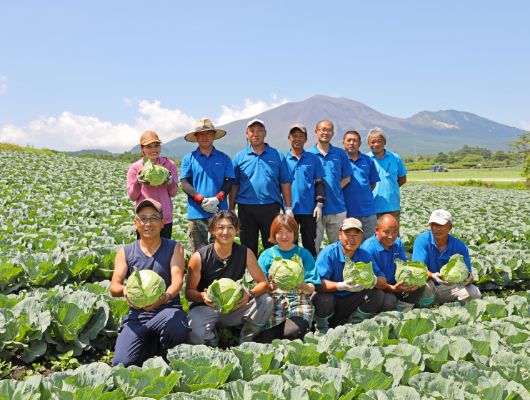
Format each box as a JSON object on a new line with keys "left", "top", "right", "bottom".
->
{"left": 136, "top": 198, "right": 163, "bottom": 216}
{"left": 428, "top": 209, "right": 452, "bottom": 225}
{"left": 340, "top": 217, "right": 363, "bottom": 232}
{"left": 140, "top": 131, "right": 162, "bottom": 146}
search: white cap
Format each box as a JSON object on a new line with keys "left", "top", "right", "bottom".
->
{"left": 428, "top": 209, "right": 452, "bottom": 225}
{"left": 246, "top": 118, "right": 265, "bottom": 128}
{"left": 340, "top": 217, "right": 363, "bottom": 232}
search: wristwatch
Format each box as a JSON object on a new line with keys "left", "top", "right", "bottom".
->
{"left": 248, "top": 291, "right": 255, "bottom": 302}
{"left": 163, "top": 292, "right": 172, "bottom": 303}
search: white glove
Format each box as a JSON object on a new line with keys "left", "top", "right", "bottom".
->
{"left": 201, "top": 197, "right": 220, "bottom": 214}
{"left": 431, "top": 272, "right": 448, "bottom": 285}
{"left": 313, "top": 202, "right": 323, "bottom": 222}
{"left": 336, "top": 280, "right": 365, "bottom": 292}
{"left": 450, "top": 287, "right": 470, "bottom": 301}
{"left": 285, "top": 207, "right": 294, "bottom": 218}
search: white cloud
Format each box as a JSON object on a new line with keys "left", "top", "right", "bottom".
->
{"left": 0, "top": 76, "right": 7, "bottom": 94}
{"left": 216, "top": 95, "right": 288, "bottom": 126}
{"left": 519, "top": 121, "right": 530, "bottom": 131}
{"left": 0, "top": 96, "right": 289, "bottom": 152}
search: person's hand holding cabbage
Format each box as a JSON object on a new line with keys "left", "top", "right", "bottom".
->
{"left": 125, "top": 269, "right": 170, "bottom": 311}
{"left": 268, "top": 256, "right": 314, "bottom": 295}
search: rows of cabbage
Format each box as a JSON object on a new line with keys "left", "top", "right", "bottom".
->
{"left": 0, "top": 151, "right": 189, "bottom": 294}
{"left": 400, "top": 184, "right": 530, "bottom": 290}
{"left": 2, "top": 292, "right": 528, "bottom": 399}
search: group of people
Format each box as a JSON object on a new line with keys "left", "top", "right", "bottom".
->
{"left": 111, "top": 119, "right": 482, "bottom": 367}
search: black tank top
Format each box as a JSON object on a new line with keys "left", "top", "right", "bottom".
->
{"left": 196, "top": 243, "right": 248, "bottom": 292}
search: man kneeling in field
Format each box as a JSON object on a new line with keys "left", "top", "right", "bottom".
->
{"left": 412, "top": 209, "right": 481, "bottom": 304}
{"left": 312, "top": 218, "right": 387, "bottom": 333}
{"left": 186, "top": 211, "right": 273, "bottom": 346}
{"left": 110, "top": 199, "right": 190, "bottom": 367}
{"left": 361, "top": 214, "right": 435, "bottom": 309}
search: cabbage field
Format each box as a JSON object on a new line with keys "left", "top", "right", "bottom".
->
{"left": 1, "top": 150, "right": 529, "bottom": 398}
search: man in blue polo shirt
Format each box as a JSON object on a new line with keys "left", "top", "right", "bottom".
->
{"left": 367, "top": 127, "right": 407, "bottom": 223}
{"left": 180, "top": 118, "right": 235, "bottom": 252}
{"left": 361, "top": 214, "right": 435, "bottom": 309}
{"left": 308, "top": 120, "right": 353, "bottom": 254}
{"left": 229, "top": 119, "right": 293, "bottom": 256}
{"left": 312, "top": 218, "right": 385, "bottom": 333}
{"left": 342, "top": 130, "right": 380, "bottom": 240}
{"left": 286, "top": 124, "right": 326, "bottom": 257}
{"left": 412, "top": 209, "right": 481, "bottom": 304}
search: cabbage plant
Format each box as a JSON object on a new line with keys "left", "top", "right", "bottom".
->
{"left": 395, "top": 259, "right": 428, "bottom": 287}
{"left": 269, "top": 255, "right": 304, "bottom": 291}
{"left": 138, "top": 157, "right": 171, "bottom": 186}
{"left": 440, "top": 254, "right": 469, "bottom": 284}
{"left": 126, "top": 269, "right": 166, "bottom": 308}
{"left": 343, "top": 259, "right": 376, "bottom": 288}
{"left": 206, "top": 278, "right": 243, "bottom": 314}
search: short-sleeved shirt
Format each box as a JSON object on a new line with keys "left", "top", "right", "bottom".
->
{"left": 368, "top": 149, "right": 407, "bottom": 213}
{"left": 285, "top": 150, "right": 325, "bottom": 215}
{"left": 180, "top": 147, "right": 235, "bottom": 219}
{"left": 315, "top": 241, "right": 377, "bottom": 297}
{"left": 258, "top": 245, "right": 320, "bottom": 328}
{"left": 360, "top": 235, "right": 407, "bottom": 284}
{"left": 412, "top": 231, "right": 472, "bottom": 273}
{"left": 233, "top": 144, "right": 292, "bottom": 205}
{"left": 307, "top": 145, "right": 353, "bottom": 215}
{"left": 343, "top": 152, "right": 380, "bottom": 217}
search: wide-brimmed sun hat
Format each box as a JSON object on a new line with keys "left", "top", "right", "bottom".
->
{"left": 184, "top": 118, "right": 226, "bottom": 143}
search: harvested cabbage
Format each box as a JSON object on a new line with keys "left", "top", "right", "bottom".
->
{"left": 138, "top": 157, "right": 171, "bottom": 186}
{"left": 343, "top": 259, "right": 376, "bottom": 289}
{"left": 269, "top": 254, "right": 304, "bottom": 291}
{"left": 126, "top": 269, "right": 166, "bottom": 308}
{"left": 206, "top": 278, "right": 243, "bottom": 314}
{"left": 440, "top": 254, "right": 469, "bottom": 284}
{"left": 395, "top": 259, "right": 428, "bottom": 287}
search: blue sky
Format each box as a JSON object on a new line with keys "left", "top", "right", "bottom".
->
{"left": 1, "top": 1, "right": 529, "bottom": 152}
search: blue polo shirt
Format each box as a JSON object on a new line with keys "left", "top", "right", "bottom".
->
{"left": 285, "top": 150, "right": 325, "bottom": 215}
{"left": 343, "top": 152, "right": 380, "bottom": 217}
{"left": 257, "top": 245, "right": 321, "bottom": 286}
{"left": 412, "top": 231, "right": 472, "bottom": 273}
{"left": 307, "top": 145, "right": 353, "bottom": 215}
{"left": 368, "top": 149, "right": 407, "bottom": 213}
{"left": 360, "top": 235, "right": 406, "bottom": 284}
{"left": 180, "top": 147, "right": 235, "bottom": 219}
{"left": 233, "top": 144, "right": 292, "bottom": 205}
{"left": 315, "top": 241, "right": 378, "bottom": 297}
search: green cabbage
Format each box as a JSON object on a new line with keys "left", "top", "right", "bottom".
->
{"left": 206, "top": 278, "right": 243, "bottom": 314}
{"left": 138, "top": 157, "right": 170, "bottom": 186}
{"left": 269, "top": 255, "right": 304, "bottom": 291}
{"left": 342, "top": 259, "right": 376, "bottom": 289}
{"left": 440, "top": 254, "right": 469, "bottom": 284}
{"left": 126, "top": 269, "right": 166, "bottom": 308}
{"left": 395, "top": 259, "right": 428, "bottom": 287}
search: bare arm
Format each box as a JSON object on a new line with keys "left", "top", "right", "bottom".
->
{"left": 127, "top": 164, "right": 142, "bottom": 201}
{"left": 340, "top": 176, "right": 351, "bottom": 189}
{"left": 398, "top": 175, "right": 407, "bottom": 187}
{"left": 229, "top": 184, "right": 239, "bottom": 210}
{"left": 246, "top": 249, "right": 270, "bottom": 297}
{"left": 185, "top": 251, "right": 208, "bottom": 303}
{"left": 109, "top": 247, "right": 128, "bottom": 297}
{"left": 280, "top": 182, "right": 292, "bottom": 208}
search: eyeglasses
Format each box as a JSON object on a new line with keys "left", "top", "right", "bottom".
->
{"left": 136, "top": 215, "right": 162, "bottom": 224}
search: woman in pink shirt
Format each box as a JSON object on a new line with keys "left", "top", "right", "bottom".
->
{"left": 127, "top": 131, "right": 179, "bottom": 238}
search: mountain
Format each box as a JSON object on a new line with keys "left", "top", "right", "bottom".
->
{"left": 134, "top": 95, "right": 524, "bottom": 159}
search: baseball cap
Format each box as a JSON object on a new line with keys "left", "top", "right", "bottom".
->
{"left": 246, "top": 118, "right": 265, "bottom": 128}
{"left": 340, "top": 218, "right": 363, "bottom": 232}
{"left": 136, "top": 198, "right": 163, "bottom": 216}
{"left": 140, "top": 131, "right": 162, "bottom": 146}
{"left": 428, "top": 209, "right": 452, "bottom": 225}
{"left": 289, "top": 124, "right": 307, "bottom": 136}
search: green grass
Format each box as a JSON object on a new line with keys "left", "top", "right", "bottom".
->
{"left": 408, "top": 167, "right": 523, "bottom": 182}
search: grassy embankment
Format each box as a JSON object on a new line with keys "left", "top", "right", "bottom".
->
{"left": 407, "top": 166, "right": 526, "bottom": 190}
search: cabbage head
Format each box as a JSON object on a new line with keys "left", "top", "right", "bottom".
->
{"left": 343, "top": 259, "right": 376, "bottom": 289}
{"left": 269, "top": 255, "right": 304, "bottom": 291}
{"left": 126, "top": 269, "right": 166, "bottom": 308}
{"left": 440, "top": 254, "right": 469, "bottom": 284}
{"left": 138, "top": 157, "right": 170, "bottom": 186}
{"left": 206, "top": 278, "right": 243, "bottom": 314}
{"left": 395, "top": 259, "right": 428, "bottom": 287}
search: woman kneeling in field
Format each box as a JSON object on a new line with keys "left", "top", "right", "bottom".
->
{"left": 255, "top": 214, "right": 321, "bottom": 342}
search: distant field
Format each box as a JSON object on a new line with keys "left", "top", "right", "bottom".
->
{"left": 407, "top": 167, "right": 524, "bottom": 182}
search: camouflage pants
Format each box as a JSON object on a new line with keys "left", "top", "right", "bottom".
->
{"left": 187, "top": 218, "right": 214, "bottom": 253}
